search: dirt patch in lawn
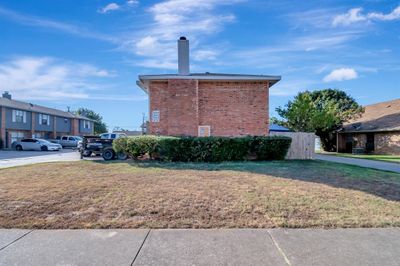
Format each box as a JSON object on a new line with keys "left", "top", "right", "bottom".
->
{"left": 0, "top": 160, "right": 399, "bottom": 229}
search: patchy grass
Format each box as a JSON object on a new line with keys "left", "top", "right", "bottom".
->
{"left": 0, "top": 160, "right": 399, "bottom": 229}
{"left": 321, "top": 152, "right": 400, "bottom": 164}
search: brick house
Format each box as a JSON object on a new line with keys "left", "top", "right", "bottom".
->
{"left": 337, "top": 98, "right": 400, "bottom": 155}
{"left": 137, "top": 37, "right": 281, "bottom": 137}
{"left": 0, "top": 92, "right": 94, "bottom": 148}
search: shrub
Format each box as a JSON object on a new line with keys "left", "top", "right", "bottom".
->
{"left": 113, "top": 135, "right": 160, "bottom": 159}
{"left": 157, "top": 136, "right": 250, "bottom": 162}
{"left": 248, "top": 136, "right": 292, "bottom": 160}
{"left": 114, "top": 135, "right": 292, "bottom": 162}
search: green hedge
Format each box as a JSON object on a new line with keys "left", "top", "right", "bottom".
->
{"left": 113, "top": 135, "right": 292, "bottom": 162}
{"left": 113, "top": 135, "right": 161, "bottom": 159}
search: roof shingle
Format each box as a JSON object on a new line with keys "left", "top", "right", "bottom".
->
{"left": 0, "top": 97, "right": 93, "bottom": 121}
{"left": 342, "top": 98, "right": 400, "bottom": 133}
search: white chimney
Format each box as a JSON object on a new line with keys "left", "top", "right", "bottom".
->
{"left": 178, "top": 36, "right": 190, "bottom": 75}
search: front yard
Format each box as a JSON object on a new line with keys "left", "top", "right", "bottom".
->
{"left": 0, "top": 160, "right": 399, "bottom": 229}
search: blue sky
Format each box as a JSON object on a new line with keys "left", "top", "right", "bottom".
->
{"left": 0, "top": 0, "right": 399, "bottom": 130}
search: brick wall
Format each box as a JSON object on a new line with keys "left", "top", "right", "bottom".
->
{"left": 375, "top": 132, "right": 400, "bottom": 155}
{"left": 148, "top": 79, "right": 269, "bottom": 136}
{"left": 352, "top": 133, "right": 367, "bottom": 149}
{"left": 198, "top": 81, "right": 269, "bottom": 136}
{"left": 148, "top": 81, "right": 169, "bottom": 135}
{"left": 166, "top": 79, "right": 199, "bottom": 135}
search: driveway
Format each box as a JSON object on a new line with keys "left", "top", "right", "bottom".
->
{"left": 315, "top": 153, "right": 400, "bottom": 173}
{"left": 0, "top": 229, "right": 399, "bottom": 265}
{"left": 0, "top": 149, "right": 79, "bottom": 168}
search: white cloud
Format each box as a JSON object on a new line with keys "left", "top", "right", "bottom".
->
{"left": 333, "top": 5, "right": 400, "bottom": 26}
{"left": 0, "top": 6, "right": 117, "bottom": 42}
{"left": 123, "top": 0, "right": 241, "bottom": 69}
{"left": 147, "top": 0, "right": 236, "bottom": 40}
{"left": 193, "top": 50, "right": 219, "bottom": 61}
{"left": 368, "top": 6, "right": 400, "bottom": 21}
{"left": 126, "top": 0, "right": 138, "bottom": 6}
{"left": 98, "top": 3, "right": 121, "bottom": 14}
{"left": 98, "top": 1, "right": 139, "bottom": 13}
{"left": 323, "top": 68, "right": 358, "bottom": 82}
{"left": 332, "top": 8, "right": 367, "bottom": 26}
{"left": 0, "top": 57, "right": 116, "bottom": 100}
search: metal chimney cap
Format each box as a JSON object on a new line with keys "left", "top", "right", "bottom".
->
{"left": 179, "top": 36, "right": 187, "bottom": 40}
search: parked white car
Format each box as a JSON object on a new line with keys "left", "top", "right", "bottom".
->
{"left": 13, "top": 138, "right": 62, "bottom": 151}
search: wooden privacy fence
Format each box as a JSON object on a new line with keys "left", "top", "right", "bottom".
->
{"left": 270, "top": 132, "right": 315, "bottom": 160}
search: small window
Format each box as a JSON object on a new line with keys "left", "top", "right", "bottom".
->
{"left": 110, "top": 134, "right": 116, "bottom": 139}
{"left": 198, "top": 126, "right": 211, "bottom": 137}
{"left": 62, "top": 136, "right": 68, "bottom": 141}
{"left": 151, "top": 110, "right": 160, "bottom": 123}
{"left": 83, "top": 120, "right": 91, "bottom": 129}
{"left": 39, "top": 114, "right": 50, "bottom": 126}
{"left": 12, "top": 110, "right": 26, "bottom": 123}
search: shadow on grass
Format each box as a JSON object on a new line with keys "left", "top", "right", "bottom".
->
{"left": 93, "top": 159, "right": 400, "bottom": 201}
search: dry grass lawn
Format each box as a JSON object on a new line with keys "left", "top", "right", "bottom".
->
{"left": 0, "top": 160, "right": 399, "bottom": 229}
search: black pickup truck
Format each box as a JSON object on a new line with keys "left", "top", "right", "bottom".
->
{"left": 79, "top": 135, "right": 127, "bottom": 161}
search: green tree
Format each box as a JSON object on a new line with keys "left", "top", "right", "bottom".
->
{"left": 75, "top": 108, "right": 107, "bottom": 134}
{"left": 275, "top": 89, "right": 363, "bottom": 151}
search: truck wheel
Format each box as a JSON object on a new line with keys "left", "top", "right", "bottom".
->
{"left": 102, "top": 148, "right": 115, "bottom": 161}
{"left": 117, "top": 152, "right": 128, "bottom": 160}
{"left": 41, "top": 146, "right": 48, "bottom": 151}
{"left": 15, "top": 145, "right": 23, "bottom": 151}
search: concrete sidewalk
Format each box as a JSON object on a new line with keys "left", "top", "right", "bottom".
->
{"left": 315, "top": 154, "right": 400, "bottom": 173}
{"left": 0, "top": 229, "right": 399, "bottom": 266}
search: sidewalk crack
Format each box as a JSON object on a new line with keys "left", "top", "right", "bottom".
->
{"left": 0, "top": 229, "right": 34, "bottom": 252}
{"left": 131, "top": 229, "right": 151, "bottom": 266}
{"left": 267, "top": 230, "right": 291, "bottom": 266}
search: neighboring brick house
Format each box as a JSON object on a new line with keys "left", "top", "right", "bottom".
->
{"left": 337, "top": 98, "right": 400, "bottom": 155}
{"left": 0, "top": 92, "right": 94, "bottom": 148}
{"left": 137, "top": 37, "right": 281, "bottom": 137}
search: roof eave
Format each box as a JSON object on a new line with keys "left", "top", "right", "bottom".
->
{"left": 338, "top": 128, "right": 400, "bottom": 133}
{"left": 137, "top": 75, "right": 282, "bottom": 93}
{"left": 136, "top": 80, "right": 148, "bottom": 94}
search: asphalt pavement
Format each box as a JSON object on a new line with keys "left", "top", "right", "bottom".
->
{"left": 0, "top": 149, "right": 80, "bottom": 168}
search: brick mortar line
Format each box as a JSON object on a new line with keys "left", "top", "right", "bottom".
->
{"left": 131, "top": 229, "right": 151, "bottom": 266}
{"left": 0, "top": 229, "right": 34, "bottom": 252}
{"left": 267, "top": 230, "right": 291, "bottom": 266}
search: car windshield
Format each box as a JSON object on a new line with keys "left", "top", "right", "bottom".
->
{"left": 75, "top": 136, "right": 82, "bottom": 140}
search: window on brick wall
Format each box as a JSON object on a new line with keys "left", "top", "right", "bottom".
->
{"left": 39, "top": 114, "right": 50, "bottom": 125}
{"left": 12, "top": 110, "right": 26, "bottom": 123}
{"left": 83, "top": 120, "right": 91, "bottom": 129}
{"left": 151, "top": 110, "right": 160, "bottom": 122}
{"left": 198, "top": 126, "right": 211, "bottom": 137}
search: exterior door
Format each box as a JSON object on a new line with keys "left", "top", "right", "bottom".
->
{"left": 345, "top": 134, "right": 353, "bottom": 153}
{"left": 366, "top": 133, "right": 375, "bottom": 153}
